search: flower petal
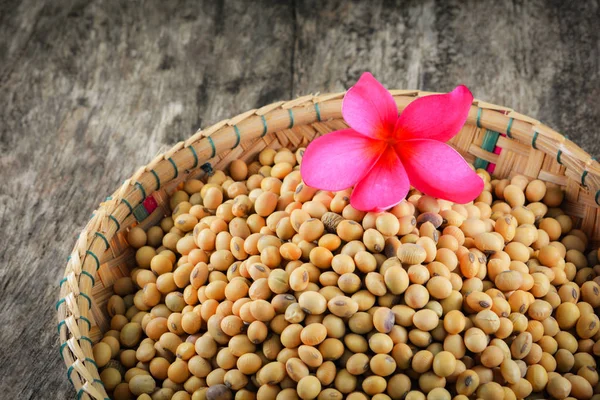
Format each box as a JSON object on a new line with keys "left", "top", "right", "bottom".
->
{"left": 396, "top": 85, "right": 473, "bottom": 142}
{"left": 342, "top": 72, "right": 399, "bottom": 140}
{"left": 397, "top": 139, "right": 483, "bottom": 204}
{"left": 350, "top": 146, "right": 410, "bottom": 211}
{"left": 301, "top": 129, "right": 386, "bottom": 191}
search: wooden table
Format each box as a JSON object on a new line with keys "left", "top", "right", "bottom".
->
{"left": 1, "top": 1, "right": 599, "bottom": 398}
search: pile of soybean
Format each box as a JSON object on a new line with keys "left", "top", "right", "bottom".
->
{"left": 94, "top": 146, "right": 600, "bottom": 400}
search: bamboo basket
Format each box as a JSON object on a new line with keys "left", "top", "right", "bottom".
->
{"left": 57, "top": 90, "right": 600, "bottom": 399}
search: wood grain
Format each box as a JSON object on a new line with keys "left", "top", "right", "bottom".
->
{"left": 0, "top": 0, "right": 598, "bottom": 398}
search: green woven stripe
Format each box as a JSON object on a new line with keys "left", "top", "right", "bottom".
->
{"left": 80, "top": 293, "right": 92, "bottom": 309}
{"left": 476, "top": 108, "right": 482, "bottom": 128}
{"left": 58, "top": 316, "right": 92, "bottom": 335}
{"left": 95, "top": 232, "right": 109, "bottom": 250}
{"left": 67, "top": 365, "right": 75, "bottom": 385}
{"left": 315, "top": 103, "right": 322, "bottom": 122}
{"left": 59, "top": 338, "right": 93, "bottom": 359}
{"left": 80, "top": 316, "right": 92, "bottom": 330}
{"left": 474, "top": 129, "right": 500, "bottom": 170}
{"left": 121, "top": 198, "right": 133, "bottom": 215}
{"left": 76, "top": 387, "right": 107, "bottom": 400}
{"left": 76, "top": 388, "right": 110, "bottom": 400}
{"left": 58, "top": 320, "right": 66, "bottom": 334}
{"left": 233, "top": 125, "right": 241, "bottom": 149}
{"left": 86, "top": 250, "right": 100, "bottom": 271}
{"left": 168, "top": 157, "right": 178, "bottom": 179}
{"left": 596, "top": 190, "right": 600, "bottom": 205}
{"left": 201, "top": 163, "right": 213, "bottom": 176}
{"left": 150, "top": 170, "right": 161, "bottom": 190}
{"left": 532, "top": 131, "right": 539, "bottom": 149}
{"left": 482, "top": 130, "right": 500, "bottom": 152}
{"left": 59, "top": 341, "right": 68, "bottom": 359}
{"left": 260, "top": 115, "right": 268, "bottom": 137}
{"left": 56, "top": 298, "right": 66, "bottom": 311}
{"left": 288, "top": 109, "right": 294, "bottom": 129}
{"left": 66, "top": 351, "right": 91, "bottom": 386}
{"left": 109, "top": 215, "right": 120, "bottom": 231}
{"left": 582, "top": 158, "right": 597, "bottom": 187}
{"left": 506, "top": 118, "right": 514, "bottom": 138}
{"left": 135, "top": 182, "right": 146, "bottom": 200}
{"left": 133, "top": 204, "right": 150, "bottom": 222}
{"left": 189, "top": 145, "right": 199, "bottom": 168}
{"left": 474, "top": 158, "right": 489, "bottom": 170}
{"left": 85, "top": 357, "right": 98, "bottom": 369}
{"left": 558, "top": 136, "right": 571, "bottom": 165}
{"left": 59, "top": 277, "right": 67, "bottom": 287}
{"left": 81, "top": 270, "right": 95, "bottom": 286}
{"left": 208, "top": 136, "right": 216, "bottom": 158}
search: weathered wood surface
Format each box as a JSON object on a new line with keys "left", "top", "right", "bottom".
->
{"left": 0, "top": 0, "right": 598, "bottom": 398}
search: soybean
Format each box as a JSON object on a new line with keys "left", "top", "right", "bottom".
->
{"left": 95, "top": 159, "right": 600, "bottom": 400}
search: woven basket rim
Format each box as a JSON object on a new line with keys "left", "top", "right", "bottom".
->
{"left": 57, "top": 89, "right": 600, "bottom": 399}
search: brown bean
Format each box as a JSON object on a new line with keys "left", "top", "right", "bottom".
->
{"left": 495, "top": 270, "right": 523, "bottom": 292}
{"left": 500, "top": 359, "right": 521, "bottom": 384}
{"left": 298, "top": 345, "right": 323, "bottom": 368}
{"left": 298, "top": 292, "right": 327, "bottom": 315}
{"left": 413, "top": 309, "right": 439, "bottom": 332}
{"left": 465, "top": 291, "right": 492, "bottom": 312}
{"left": 384, "top": 265, "right": 409, "bottom": 295}
{"left": 567, "top": 375, "right": 593, "bottom": 400}
{"left": 373, "top": 307, "right": 395, "bottom": 333}
{"left": 327, "top": 296, "right": 359, "bottom": 318}
{"left": 463, "top": 328, "right": 487, "bottom": 353}
{"left": 286, "top": 357, "right": 309, "bottom": 382}
{"left": 511, "top": 332, "right": 533, "bottom": 360}
{"left": 456, "top": 370, "right": 479, "bottom": 396}
{"left": 547, "top": 376, "right": 572, "bottom": 399}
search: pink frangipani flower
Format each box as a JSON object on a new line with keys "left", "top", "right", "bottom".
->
{"left": 301, "top": 73, "right": 484, "bottom": 211}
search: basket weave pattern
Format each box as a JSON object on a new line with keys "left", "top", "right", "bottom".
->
{"left": 57, "top": 90, "right": 600, "bottom": 399}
